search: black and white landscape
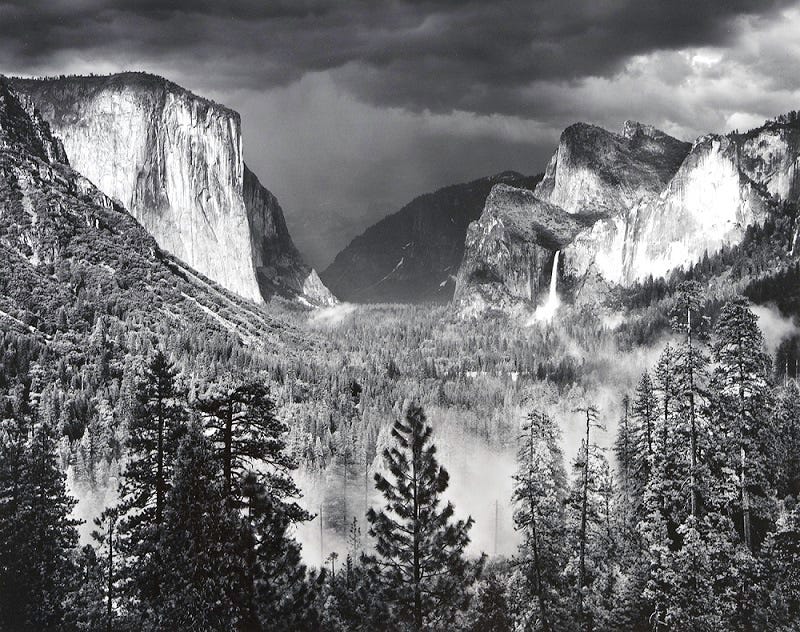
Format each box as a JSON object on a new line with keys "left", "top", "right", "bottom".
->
{"left": 2, "top": 2, "right": 800, "bottom": 631}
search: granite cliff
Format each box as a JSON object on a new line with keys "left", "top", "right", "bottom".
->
{"left": 453, "top": 184, "right": 587, "bottom": 314}
{"left": 0, "top": 77, "right": 312, "bottom": 350}
{"left": 11, "top": 73, "right": 334, "bottom": 306}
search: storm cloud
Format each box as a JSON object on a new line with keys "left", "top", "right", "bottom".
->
{"left": 3, "top": 0, "right": 800, "bottom": 266}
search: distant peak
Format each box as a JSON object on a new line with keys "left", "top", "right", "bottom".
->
{"left": 622, "top": 119, "right": 680, "bottom": 143}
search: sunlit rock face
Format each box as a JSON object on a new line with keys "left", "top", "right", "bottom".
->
{"left": 454, "top": 184, "right": 585, "bottom": 315}
{"left": 455, "top": 115, "right": 799, "bottom": 315}
{"left": 737, "top": 115, "right": 800, "bottom": 201}
{"left": 11, "top": 73, "right": 334, "bottom": 306}
{"left": 535, "top": 121, "right": 691, "bottom": 284}
{"left": 626, "top": 134, "right": 771, "bottom": 281}
{"left": 532, "top": 118, "right": 785, "bottom": 285}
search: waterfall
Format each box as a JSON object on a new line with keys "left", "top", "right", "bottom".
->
{"left": 548, "top": 250, "right": 560, "bottom": 302}
{"left": 531, "top": 250, "right": 560, "bottom": 324}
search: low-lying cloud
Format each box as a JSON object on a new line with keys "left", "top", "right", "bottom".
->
{"left": 752, "top": 303, "right": 799, "bottom": 355}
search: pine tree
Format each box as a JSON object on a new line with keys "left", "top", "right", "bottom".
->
{"left": 198, "top": 377, "right": 317, "bottom": 630}
{"left": 568, "top": 405, "right": 606, "bottom": 631}
{"left": 119, "top": 349, "right": 186, "bottom": 527}
{"left": 0, "top": 418, "right": 80, "bottom": 630}
{"left": 614, "top": 395, "right": 636, "bottom": 539}
{"left": 671, "top": 282, "right": 710, "bottom": 520}
{"left": 712, "top": 297, "right": 775, "bottom": 550}
{"left": 630, "top": 371, "right": 657, "bottom": 512}
{"left": 464, "top": 570, "right": 513, "bottom": 632}
{"left": 365, "top": 404, "right": 480, "bottom": 630}
{"left": 240, "top": 470, "right": 322, "bottom": 631}
{"left": 610, "top": 374, "right": 660, "bottom": 627}
{"left": 116, "top": 349, "right": 186, "bottom": 610}
{"left": 638, "top": 344, "right": 687, "bottom": 629}
{"left": 66, "top": 544, "right": 108, "bottom": 632}
{"left": 90, "top": 508, "right": 118, "bottom": 632}
{"left": 154, "top": 425, "right": 247, "bottom": 630}
{"left": 197, "top": 378, "right": 298, "bottom": 502}
{"left": 761, "top": 499, "right": 800, "bottom": 627}
{"left": 776, "top": 382, "right": 800, "bottom": 499}
{"left": 511, "top": 409, "right": 568, "bottom": 631}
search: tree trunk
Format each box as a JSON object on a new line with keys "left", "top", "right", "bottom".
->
{"left": 106, "top": 515, "right": 114, "bottom": 632}
{"left": 224, "top": 403, "right": 233, "bottom": 497}
{"left": 688, "top": 307, "right": 698, "bottom": 519}
{"left": 578, "top": 410, "right": 590, "bottom": 631}
{"left": 413, "top": 442, "right": 422, "bottom": 632}
{"left": 738, "top": 337, "right": 752, "bottom": 551}
{"left": 528, "top": 425, "right": 551, "bottom": 632}
{"left": 156, "top": 401, "right": 164, "bottom": 526}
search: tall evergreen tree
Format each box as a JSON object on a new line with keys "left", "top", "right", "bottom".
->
{"left": 197, "top": 378, "right": 298, "bottom": 502}
{"left": 116, "top": 349, "right": 186, "bottom": 611}
{"left": 119, "top": 350, "right": 186, "bottom": 527}
{"left": 670, "top": 281, "right": 710, "bottom": 519}
{"left": 630, "top": 371, "right": 657, "bottom": 512}
{"left": 569, "top": 405, "right": 606, "bottom": 631}
{"left": 712, "top": 297, "right": 775, "bottom": 550}
{"left": 90, "top": 508, "right": 118, "bottom": 632}
{"left": 511, "top": 409, "right": 568, "bottom": 631}
{"left": 240, "top": 470, "right": 322, "bottom": 632}
{"left": 365, "top": 404, "right": 480, "bottom": 630}
{"left": 639, "top": 344, "right": 689, "bottom": 629}
{"left": 776, "top": 381, "right": 800, "bottom": 499}
{"left": 0, "top": 418, "right": 80, "bottom": 630}
{"left": 761, "top": 500, "right": 800, "bottom": 628}
{"left": 154, "top": 425, "right": 247, "bottom": 630}
{"left": 198, "top": 378, "right": 317, "bottom": 630}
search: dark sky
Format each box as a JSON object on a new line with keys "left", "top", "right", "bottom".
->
{"left": 3, "top": 0, "right": 800, "bottom": 268}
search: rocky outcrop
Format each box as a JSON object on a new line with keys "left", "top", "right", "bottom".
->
{"left": 530, "top": 119, "right": 782, "bottom": 286}
{"left": 625, "top": 134, "right": 771, "bottom": 279}
{"left": 454, "top": 184, "right": 586, "bottom": 314}
{"left": 536, "top": 121, "right": 690, "bottom": 217}
{"left": 0, "top": 79, "right": 68, "bottom": 165}
{"left": 534, "top": 121, "right": 692, "bottom": 284}
{"left": 11, "top": 73, "right": 334, "bottom": 306}
{"left": 736, "top": 114, "right": 800, "bottom": 202}
{"left": 321, "top": 172, "right": 542, "bottom": 303}
{"left": 242, "top": 164, "right": 334, "bottom": 304}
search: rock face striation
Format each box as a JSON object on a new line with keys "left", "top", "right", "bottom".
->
{"left": 456, "top": 115, "right": 800, "bottom": 314}
{"left": 11, "top": 73, "right": 334, "bottom": 306}
{"left": 321, "top": 171, "right": 542, "bottom": 303}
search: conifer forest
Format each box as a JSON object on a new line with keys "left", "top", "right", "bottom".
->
{"left": 2, "top": 273, "right": 800, "bottom": 630}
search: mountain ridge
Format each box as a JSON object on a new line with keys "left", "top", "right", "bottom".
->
{"left": 321, "top": 171, "right": 543, "bottom": 303}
